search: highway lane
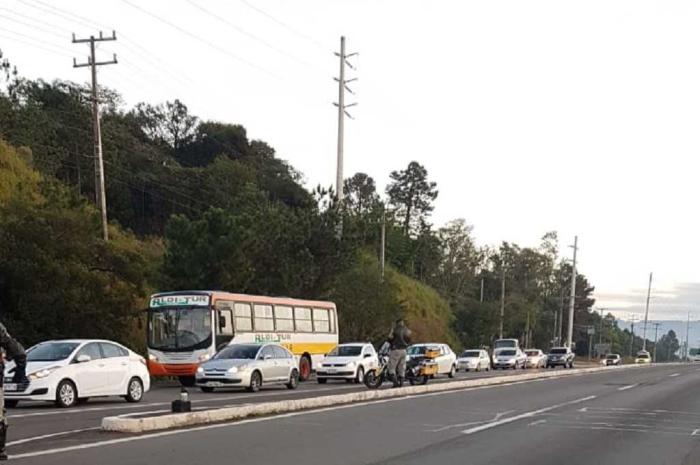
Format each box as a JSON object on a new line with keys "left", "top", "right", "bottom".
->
{"left": 11, "top": 363, "right": 700, "bottom": 464}
{"left": 6, "top": 365, "right": 526, "bottom": 450}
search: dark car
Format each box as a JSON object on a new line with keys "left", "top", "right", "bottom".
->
{"left": 546, "top": 347, "right": 575, "bottom": 369}
{"left": 604, "top": 354, "right": 622, "bottom": 366}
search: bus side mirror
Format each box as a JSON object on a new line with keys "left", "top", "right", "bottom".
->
{"left": 219, "top": 314, "right": 227, "bottom": 330}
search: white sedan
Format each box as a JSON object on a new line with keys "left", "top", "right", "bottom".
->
{"left": 524, "top": 349, "right": 547, "bottom": 368}
{"left": 456, "top": 349, "right": 491, "bottom": 372}
{"left": 316, "top": 343, "right": 378, "bottom": 384}
{"left": 4, "top": 339, "right": 150, "bottom": 408}
{"left": 407, "top": 343, "right": 457, "bottom": 378}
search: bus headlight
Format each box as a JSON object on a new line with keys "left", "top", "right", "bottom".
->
{"left": 198, "top": 354, "right": 211, "bottom": 362}
{"left": 148, "top": 354, "right": 158, "bottom": 362}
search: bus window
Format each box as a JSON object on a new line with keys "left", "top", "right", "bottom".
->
{"left": 294, "top": 307, "right": 312, "bottom": 332}
{"left": 330, "top": 308, "right": 337, "bottom": 334}
{"left": 215, "top": 301, "right": 234, "bottom": 336}
{"left": 234, "top": 303, "right": 253, "bottom": 331}
{"left": 275, "top": 305, "right": 294, "bottom": 332}
{"left": 254, "top": 304, "right": 274, "bottom": 331}
{"left": 313, "top": 308, "right": 330, "bottom": 333}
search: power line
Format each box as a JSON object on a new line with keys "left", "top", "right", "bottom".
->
{"left": 0, "top": 28, "right": 73, "bottom": 57}
{"left": 237, "top": 0, "right": 327, "bottom": 51}
{"left": 18, "top": 0, "right": 102, "bottom": 31}
{"left": 120, "top": 0, "right": 280, "bottom": 79}
{"left": 0, "top": 32, "right": 72, "bottom": 58}
{"left": 185, "top": 0, "right": 311, "bottom": 67}
{"left": 0, "top": 11, "right": 67, "bottom": 40}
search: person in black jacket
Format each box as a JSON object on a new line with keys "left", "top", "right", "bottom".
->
{"left": 386, "top": 318, "right": 411, "bottom": 387}
{"left": 0, "top": 323, "right": 26, "bottom": 461}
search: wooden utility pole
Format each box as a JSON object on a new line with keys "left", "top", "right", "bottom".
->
{"left": 72, "top": 31, "right": 117, "bottom": 241}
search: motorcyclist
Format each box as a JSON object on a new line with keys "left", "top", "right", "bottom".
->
{"left": 386, "top": 318, "right": 411, "bottom": 387}
{"left": 0, "top": 323, "right": 27, "bottom": 461}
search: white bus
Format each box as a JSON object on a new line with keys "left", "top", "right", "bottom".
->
{"left": 146, "top": 291, "right": 338, "bottom": 385}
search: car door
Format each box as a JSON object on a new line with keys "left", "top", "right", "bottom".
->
{"left": 362, "top": 345, "right": 377, "bottom": 371}
{"left": 438, "top": 345, "right": 450, "bottom": 373}
{"left": 72, "top": 342, "right": 106, "bottom": 396}
{"left": 99, "top": 342, "right": 131, "bottom": 395}
{"left": 272, "top": 345, "right": 291, "bottom": 381}
{"left": 257, "top": 346, "right": 278, "bottom": 382}
{"left": 480, "top": 350, "right": 489, "bottom": 369}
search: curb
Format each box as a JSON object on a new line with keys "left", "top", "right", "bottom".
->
{"left": 101, "top": 363, "right": 656, "bottom": 433}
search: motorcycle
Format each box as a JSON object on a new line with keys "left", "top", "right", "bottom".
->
{"left": 364, "top": 342, "right": 438, "bottom": 389}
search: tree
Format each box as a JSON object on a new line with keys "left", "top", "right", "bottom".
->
{"left": 344, "top": 172, "right": 379, "bottom": 217}
{"left": 656, "top": 330, "right": 680, "bottom": 362}
{"left": 132, "top": 99, "right": 197, "bottom": 151}
{"left": 386, "top": 161, "right": 438, "bottom": 235}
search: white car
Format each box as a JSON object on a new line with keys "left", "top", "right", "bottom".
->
{"left": 493, "top": 348, "right": 527, "bottom": 369}
{"left": 524, "top": 349, "right": 547, "bottom": 368}
{"left": 196, "top": 343, "right": 299, "bottom": 392}
{"left": 407, "top": 343, "right": 457, "bottom": 378}
{"left": 456, "top": 349, "right": 491, "bottom": 372}
{"left": 316, "top": 343, "right": 378, "bottom": 384}
{"left": 4, "top": 339, "right": 150, "bottom": 408}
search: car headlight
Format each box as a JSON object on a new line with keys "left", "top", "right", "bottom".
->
{"left": 198, "top": 353, "right": 211, "bottom": 362}
{"left": 346, "top": 362, "right": 356, "bottom": 369}
{"left": 28, "top": 366, "right": 60, "bottom": 380}
{"left": 196, "top": 366, "right": 204, "bottom": 375}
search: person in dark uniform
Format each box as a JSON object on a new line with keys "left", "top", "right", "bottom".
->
{"left": 386, "top": 318, "right": 411, "bottom": 387}
{"left": 0, "top": 323, "right": 26, "bottom": 461}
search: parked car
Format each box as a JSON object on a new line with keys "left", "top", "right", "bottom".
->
{"left": 635, "top": 350, "right": 651, "bottom": 364}
{"left": 604, "top": 354, "right": 622, "bottom": 366}
{"left": 407, "top": 344, "right": 457, "bottom": 378}
{"left": 456, "top": 349, "right": 491, "bottom": 372}
{"left": 524, "top": 349, "right": 547, "bottom": 368}
{"left": 3, "top": 339, "right": 150, "bottom": 408}
{"left": 316, "top": 343, "right": 378, "bottom": 384}
{"left": 493, "top": 348, "right": 527, "bottom": 369}
{"left": 546, "top": 347, "right": 575, "bottom": 369}
{"left": 196, "top": 343, "right": 299, "bottom": 393}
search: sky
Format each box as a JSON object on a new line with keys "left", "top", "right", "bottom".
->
{"left": 1, "top": 0, "right": 699, "bottom": 321}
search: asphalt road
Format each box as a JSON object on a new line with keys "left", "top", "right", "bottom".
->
{"left": 11, "top": 363, "right": 700, "bottom": 464}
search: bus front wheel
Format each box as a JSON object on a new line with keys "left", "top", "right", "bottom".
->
{"left": 299, "top": 355, "right": 312, "bottom": 381}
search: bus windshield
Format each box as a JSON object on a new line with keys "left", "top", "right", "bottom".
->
{"left": 148, "top": 306, "right": 212, "bottom": 351}
{"left": 494, "top": 339, "right": 517, "bottom": 349}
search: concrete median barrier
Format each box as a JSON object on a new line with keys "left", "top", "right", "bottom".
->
{"left": 102, "top": 363, "right": 658, "bottom": 433}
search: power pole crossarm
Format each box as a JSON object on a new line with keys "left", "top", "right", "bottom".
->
{"left": 72, "top": 30, "right": 118, "bottom": 242}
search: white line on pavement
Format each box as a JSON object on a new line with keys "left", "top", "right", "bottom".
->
{"left": 528, "top": 419, "right": 546, "bottom": 427}
{"left": 618, "top": 383, "right": 639, "bottom": 391}
{"left": 461, "top": 396, "right": 597, "bottom": 435}
{"left": 669, "top": 373, "right": 680, "bottom": 377}
{"left": 7, "top": 427, "right": 101, "bottom": 447}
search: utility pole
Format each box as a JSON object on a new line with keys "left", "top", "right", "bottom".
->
{"left": 552, "top": 305, "right": 558, "bottom": 344}
{"left": 566, "top": 236, "right": 578, "bottom": 348}
{"left": 629, "top": 314, "right": 639, "bottom": 357}
{"left": 651, "top": 322, "right": 661, "bottom": 362}
{"left": 499, "top": 266, "right": 505, "bottom": 339}
{"left": 557, "top": 283, "right": 564, "bottom": 345}
{"left": 72, "top": 31, "right": 117, "bottom": 242}
{"left": 480, "top": 277, "right": 485, "bottom": 303}
{"left": 379, "top": 207, "right": 386, "bottom": 282}
{"left": 685, "top": 311, "right": 691, "bottom": 361}
{"left": 641, "top": 272, "right": 653, "bottom": 351}
{"left": 333, "top": 36, "right": 357, "bottom": 205}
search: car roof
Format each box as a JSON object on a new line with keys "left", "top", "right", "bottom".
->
{"left": 338, "top": 343, "right": 369, "bottom": 346}
{"left": 37, "top": 339, "right": 118, "bottom": 344}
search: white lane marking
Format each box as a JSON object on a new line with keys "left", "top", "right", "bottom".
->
{"left": 429, "top": 410, "right": 515, "bottom": 432}
{"left": 617, "top": 383, "right": 639, "bottom": 391}
{"left": 7, "top": 427, "right": 100, "bottom": 447}
{"left": 8, "top": 384, "right": 361, "bottom": 419}
{"left": 528, "top": 419, "right": 546, "bottom": 427}
{"left": 461, "top": 395, "right": 596, "bottom": 435}
{"left": 669, "top": 373, "right": 681, "bottom": 377}
{"left": 578, "top": 407, "right": 588, "bottom": 413}
{"left": 693, "top": 429, "right": 700, "bottom": 436}
{"left": 8, "top": 378, "right": 544, "bottom": 460}
{"left": 537, "top": 424, "right": 689, "bottom": 436}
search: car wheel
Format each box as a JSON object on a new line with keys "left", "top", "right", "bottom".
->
{"left": 200, "top": 386, "right": 215, "bottom": 393}
{"left": 246, "top": 371, "right": 262, "bottom": 392}
{"left": 298, "top": 356, "right": 312, "bottom": 382}
{"left": 486, "top": 365, "right": 490, "bottom": 372}
{"left": 55, "top": 379, "right": 78, "bottom": 408}
{"left": 178, "top": 376, "right": 196, "bottom": 387}
{"left": 570, "top": 361, "right": 574, "bottom": 369}
{"left": 286, "top": 369, "right": 299, "bottom": 390}
{"left": 125, "top": 377, "right": 144, "bottom": 403}
{"left": 317, "top": 378, "right": 327, "bottom": 384}
{"left": 4, "top": 400, "right": 18, "bottom": 408}
{"left": 355, "top": 366, "right": 365, "bottom": 384}
{"left": 448, "top": 365, "right": 456, "bottom": 378}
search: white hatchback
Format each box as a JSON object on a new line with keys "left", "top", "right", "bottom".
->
{"left": 407, "top": 343, "right": 457, "bottom": 378}
{"left": 4, "top": 339, "right": 150, "bottom": 408}
{"left": 456, "top": 349, "right": 491, "bottom": 372}
{"left": 316, "top": 343, "right": 378, "bottom": 384}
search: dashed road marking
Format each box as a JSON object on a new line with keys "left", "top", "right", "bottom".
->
{"left": 669, "top": 373, "right": 680, "bottom": 377}
{"left": 618, "top": 383, "right": 639, "bottom": 391}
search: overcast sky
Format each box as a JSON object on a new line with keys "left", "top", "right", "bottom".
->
{"left": 2, "top": 0, "right": 699, "bottom": 320}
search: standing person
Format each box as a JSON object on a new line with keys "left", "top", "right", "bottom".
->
{"left": 387, "top": 318, "right": 411, "bottom": 387}
{"left": 0, "top": 323, "right": 26, "bottom": 461}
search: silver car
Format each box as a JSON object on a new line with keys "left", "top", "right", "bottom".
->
{"left": 195, "top": 343, "right": 299, "bottom": 393}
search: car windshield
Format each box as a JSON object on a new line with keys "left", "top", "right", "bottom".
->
{"left": 550, "top": 348, "right": 568, "bottom": 354}
{"left": 461, "top": 351, "right": 481, "bottom": 357}
{"left": 148, "top": 306, "right": 212, "bottom": 351}
{"left": 407, "top": 346, "right": 430, "bottom": 355}
{"left": 606, "top": 355, "right": 618, "bottom": 360}
{"left": 26, "top": 342, "right": 80, "bottom": 362}
{"left": 499, "top": 350, "right": 516, "bottom": 356}
{"left": 214, "top": 344, "right": 260, "bottom": 359}
{"left": 328, "top": 346, "right": 363, "bottom": 357}
{"left": 525, "top": 351, "right": 539, "bottom": 356}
